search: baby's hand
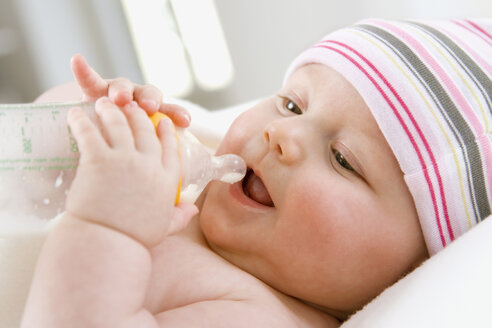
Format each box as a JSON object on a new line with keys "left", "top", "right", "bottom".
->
{"left": 65, "top": 97, "right": 188, "bottom": 248}
{"left": 71, "top": 54, "right": 191, "bottom": 128}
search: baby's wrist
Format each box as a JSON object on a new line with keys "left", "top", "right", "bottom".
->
{"left": 64, "top": 209, "right": 166, "bottom": 249}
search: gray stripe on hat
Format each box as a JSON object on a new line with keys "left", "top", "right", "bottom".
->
{"left": 410, "top": 22, "right": 492, "bottom": 119}
{"left": 407, "top": 22, "right": 492, "bottom": 220}
{"left": 358, "top": 23, "right": 490, "bottom": 223}
{"left": 409, "top": 21, "right": 492, "bottom": 222}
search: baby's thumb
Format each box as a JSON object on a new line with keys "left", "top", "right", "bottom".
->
{"left": 167, "top": 203, "right": 199, "bottom": 235}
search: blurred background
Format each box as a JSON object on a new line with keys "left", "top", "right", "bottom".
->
{"left": 0, "top": 0, "right": 491, "bottom": 109}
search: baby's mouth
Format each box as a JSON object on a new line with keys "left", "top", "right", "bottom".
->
{"left": 242, "top": 169, "right": 274, "bottom": 207}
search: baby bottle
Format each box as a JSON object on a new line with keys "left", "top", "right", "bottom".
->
{"left": 0, "top": 101, "right": 246, "bottom": 219}
{"left": 149, "top": 112, "right": 246, "bottom": 204}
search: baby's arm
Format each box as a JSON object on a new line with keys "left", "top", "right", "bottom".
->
{"left": 21, "top": 98, "right": 192, "bottom": 327}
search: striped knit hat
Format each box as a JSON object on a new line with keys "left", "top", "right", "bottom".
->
{"left": 285, "top": 19, "right": 492, "bottom": 255}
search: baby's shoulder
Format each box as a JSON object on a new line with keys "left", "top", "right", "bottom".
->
{"left": 144, "top": 219, "right": 338, "bottom": 327}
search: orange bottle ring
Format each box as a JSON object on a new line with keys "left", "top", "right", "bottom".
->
{"left": 149, "top": 112, "right": 182, "bottom": 204}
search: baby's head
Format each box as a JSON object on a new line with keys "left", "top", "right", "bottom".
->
{"left": 199, "top": 19, "right": 492, "bottom": 318}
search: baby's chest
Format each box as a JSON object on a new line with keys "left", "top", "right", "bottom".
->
{"left": 143, "top": 234, "right": 339, "bottom": 327}
{"left": 144, "top": 235, "right": 263, "bottom": 314}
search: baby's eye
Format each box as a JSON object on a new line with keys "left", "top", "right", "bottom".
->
{"left": 333, "top": 149, "right": 354, "bottom": 172}
{"left": 283, "top": 98, "right": 302, "bottom": 115}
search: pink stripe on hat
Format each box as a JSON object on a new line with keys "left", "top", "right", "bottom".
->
{"left": 285, "top": 19, "right": 492, "bottom": 255}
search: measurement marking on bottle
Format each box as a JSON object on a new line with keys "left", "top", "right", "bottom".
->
{"left": 0, "top": 101, "right": 93, "bottom": 168}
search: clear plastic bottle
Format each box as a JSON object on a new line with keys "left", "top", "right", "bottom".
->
{"left": 176, "top": 127, "right": 246, "bottom": 203}
{"left": 149, "top": 111, "right": 246, "bottom": 203}
{"left": 0, "top": 101, "right": 246, "bottom": 218}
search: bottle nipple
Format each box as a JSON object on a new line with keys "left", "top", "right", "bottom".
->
{"left": 150, "top": 112, "right": 246, "bottom": 203}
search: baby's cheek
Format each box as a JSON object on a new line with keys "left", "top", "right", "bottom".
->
{"left": 284, "top": 172, "right": 366, "bottom": 235}
{"left": 275, "top": 175, "right": 356, "bottom": 276}
{"left": 283, "top": 176, "right": 337, "bottom": 232}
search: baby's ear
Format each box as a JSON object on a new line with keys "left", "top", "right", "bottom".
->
{"left": 168, "top": 203, "right": 199, "bottom": 235}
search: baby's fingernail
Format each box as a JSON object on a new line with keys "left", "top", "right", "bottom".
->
{"left": 123, "top": 101, "right": 137, "bottom": 111}
{"left": 158, "top": 117, "right": 174, "bottom": 133}
{"left": 99, "top": 97, "right": 112, "bottom": 106}
{"left": 143, "top": 100, "right": 158, "bottom": 111}
{"left": 161, "top": 116, "right": 172, "bottom": 127}
{"left": 95, "top": 97, "right": 110, "bottom": 114}
{"left": 67, "top": 107, "right": 82, "bottom": 122}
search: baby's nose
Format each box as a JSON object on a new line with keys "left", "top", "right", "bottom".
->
{"left": 263, "top": 121, "right": 303, "bottom": 164}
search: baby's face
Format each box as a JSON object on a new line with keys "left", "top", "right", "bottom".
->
{"left": 199, "top": 64, "right": 428, "bottom": 316}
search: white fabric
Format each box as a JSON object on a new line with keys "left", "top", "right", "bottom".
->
{"left": 342, "top": 215, "right": 492, "bottom": 328}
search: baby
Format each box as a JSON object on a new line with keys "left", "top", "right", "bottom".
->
{"left": 22, "top": 18, "right": 492, "bottom": 327}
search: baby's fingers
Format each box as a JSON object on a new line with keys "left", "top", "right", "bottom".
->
{"left": 71, "top": 54, "right": 108, "bottom": 101}
{"left": 168, "top": 203, "right": 199, "bottom": 235}
{"left": 67, "top": 107, "right": 107, "bottom": 158}
{"left": 159, "top": 103, "right": 191, "bottom": 128}
{"left": 121, "top": 102, "right": 161, "bottom": 155}
{"left": 157, "top": 117, "right": 180, "bottom": 172}
{"left": 95, "top": 98, "right": 134, "bottom": 150}
{"left": 108, "top": 77, "right": 135, "bottom": 107}
{"left": 134, "top": 84, "right": 163, "bottom": 114}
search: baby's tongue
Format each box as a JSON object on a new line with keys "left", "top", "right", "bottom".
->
{"left": 244, "top": 172, "right": 273, "bottom": 207}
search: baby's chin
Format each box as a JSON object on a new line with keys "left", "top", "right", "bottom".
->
{"left": 194, "top": 183, "right": 227, "bottom": 250}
